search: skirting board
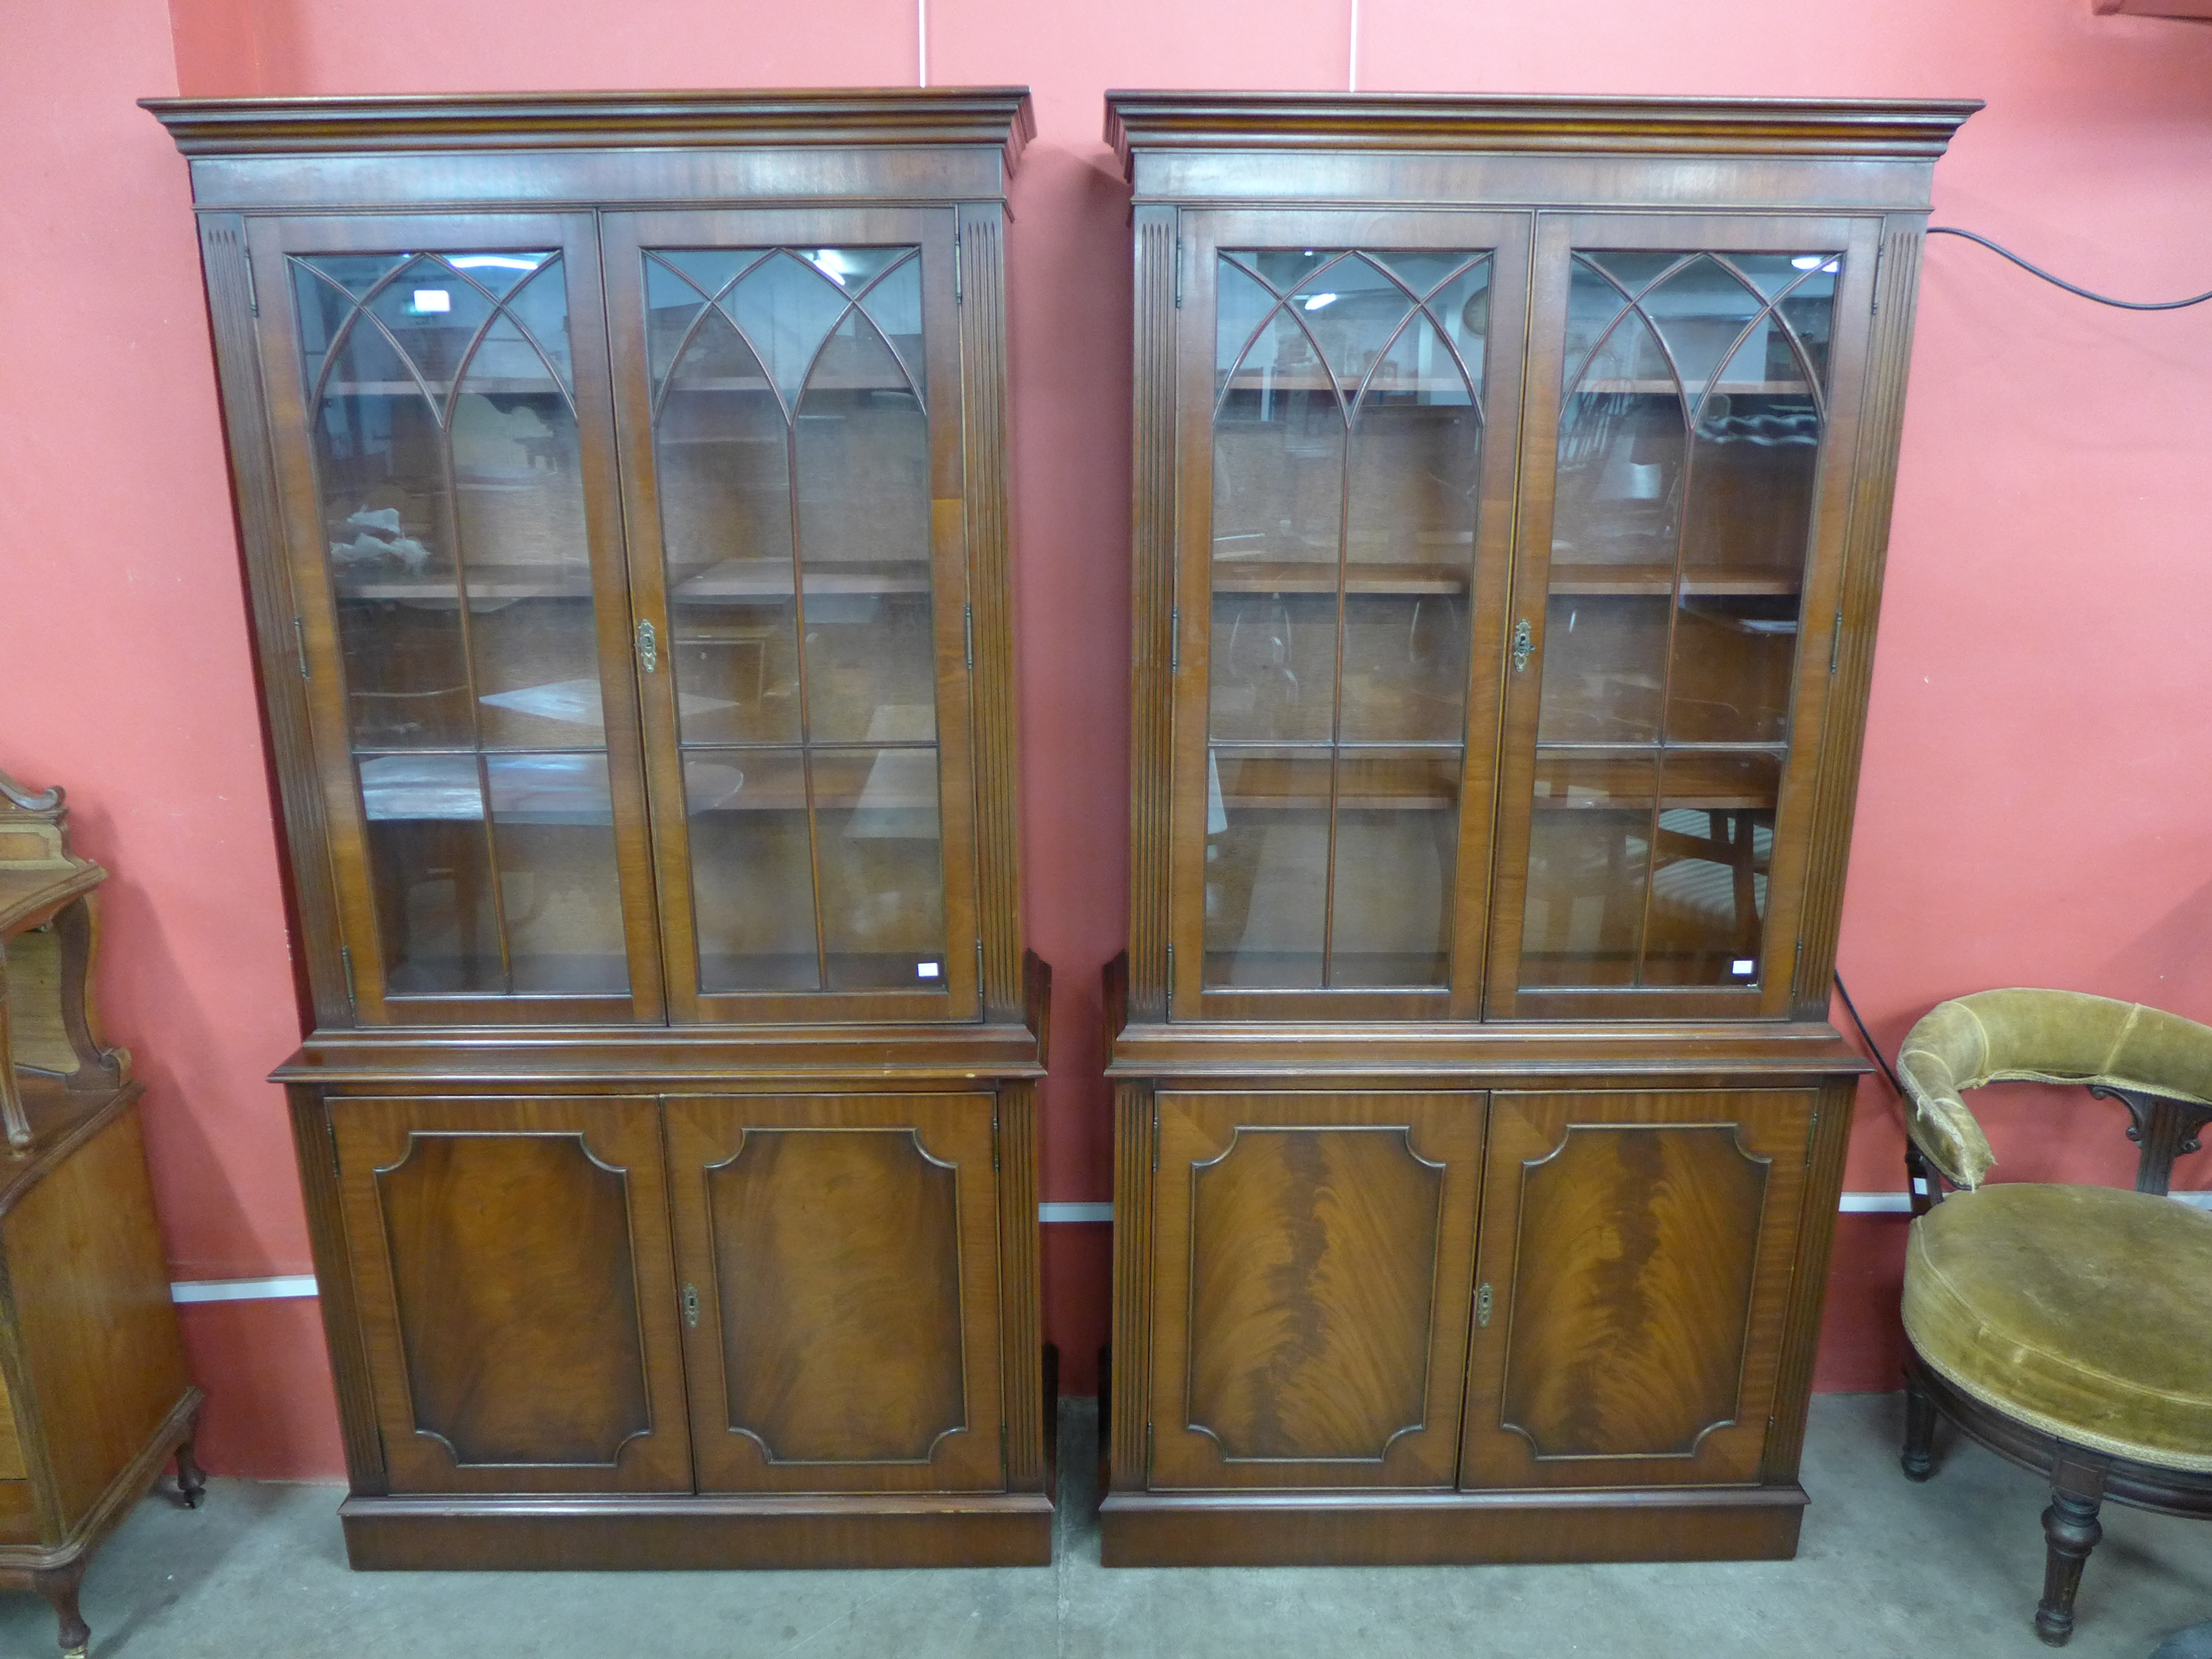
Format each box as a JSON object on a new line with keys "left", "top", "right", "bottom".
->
{"left": 1099, "top": 1484, "right": 1808, "bottom": 1568}
{"left": 341, "top": 1491, "right": 1056, "bottom": 1571}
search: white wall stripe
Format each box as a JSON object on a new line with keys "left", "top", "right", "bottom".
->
{"left": 170, "top": 1275, "right": 320, "bottom": 1304}
{"left": 1037, "top": 1201, "right": 1113, "bottom": 1224}
{"left": 1838, "top": 1191, "right": 1914, "bottom": 1214}
{"left": 164, "top": 1192, "right": 2212, "bottom": 1302}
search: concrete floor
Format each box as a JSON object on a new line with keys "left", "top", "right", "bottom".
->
{"left": 4, "top": 1395, "right": 2207, "bottom": 1658}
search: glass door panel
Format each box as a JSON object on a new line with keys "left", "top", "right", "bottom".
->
{"left": 254, "top": 215, "right": 659, "bottom": 1022}
{"left": 1491, "top": 217, "right": 1875, "bottom": 1017}
{"left": 1179, "top": 212, "right": 1530, "bottom": 1019}
{"left": 604, "top": 211, "right": 976, "bottom": 1022}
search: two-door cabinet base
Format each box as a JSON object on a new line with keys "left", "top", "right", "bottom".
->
{"left": 283, "top": 1014, "right": 1054, "bottom": 1572}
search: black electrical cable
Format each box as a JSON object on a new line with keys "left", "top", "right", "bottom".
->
{"left": 1834, "top": 970, "right": 1905, "bottom": 1098}
{"left": 1927, "top": 226, "right": 2212, "bottom": 311}
{"left": 1843, "top": 227, "right": 2211, "bottom": 1202}
{"left": 1837, "top": 971, "right": 1948, "bottom": 1210}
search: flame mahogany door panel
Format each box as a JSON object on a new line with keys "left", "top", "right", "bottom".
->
{"left": 329, "top": 1095, "right": 691, "bottom": 1495}
{"left": 1460, "top": 1089, "right": 1814, "bottom": 1490}
{"left": 1146, "top": 1091, "right": 1483, "bottom": 1489}
{"left": 664, "top": 1094, "right": 1005, "bottom": 1493}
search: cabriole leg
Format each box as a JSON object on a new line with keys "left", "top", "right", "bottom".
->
{"left": 2036, "top": 1452, "right": 2111, "bottom": 1646}
{"left": 33, "top": 1563, "right": 88, "bottom": 1658}
{"left": 1901, "top": 1372, "right": 1938, "bottom": 1481}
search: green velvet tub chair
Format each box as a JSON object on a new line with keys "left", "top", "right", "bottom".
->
{"left": 1894, "top": 988, "right": 2212, "bottom": 1646}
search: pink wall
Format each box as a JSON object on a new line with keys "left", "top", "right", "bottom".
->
{"left": 3, "top": 0, "right": 2208, "bottom": 1474}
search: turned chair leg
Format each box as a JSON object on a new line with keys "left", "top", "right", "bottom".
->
{"left": 2036, "top": 1450, "right": 2112, "bottom": 1646}
{"left": 175, "top": 1419, "right": 206, "bottom": 1510}
{"left": 1901, "top": 1373, "right": 1939, "bottom": 1481}
{"left": 33, "top": 1563, "right": 89, "bottom": 1659}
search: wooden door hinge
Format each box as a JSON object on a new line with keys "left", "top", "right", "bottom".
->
{"left": 1870, "top": 239, "right": 1885, "bottom": 314}
{"left": 1151, "top": 1104, "right": 1160, "bottom": 1172}
{"left": 1169, "top": 605, "right": 1179, "bottom": 672}
{"left": 1174, "top": 239, "right": 1184, "bottom": 309}
{"left": 338, "top": 944, "right": 358, "bottom": 1013}
{"left": 953, "top": 229, "right": 964, "bottom": 304}
{"left": 293, "top": 616, "right": 310, "bottom": 681}
{"left": 964, "top": 602, "right": 974, "bottom": 669}
{"left": 243, "top": 255, "right": 258, "bottom": 317}
{"left": 992, "top": 1105, "right": 1000, "bottom": 1172}
{"left": 1829, "top": 611, "right": 1843, "bottom": 675}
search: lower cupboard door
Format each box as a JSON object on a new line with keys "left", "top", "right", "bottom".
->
{"left": 329, "top": 1096, "right": 692, "bottom": 1494}
{"left": 664, "top": 1094, "right": 1005, "bottom": 1493}
{"left": 1460, "top": 1090, "right": 1814, "bottom": 1490}
{"left": 1148, "top": 1092, "right": 1483, "bottom": 1490}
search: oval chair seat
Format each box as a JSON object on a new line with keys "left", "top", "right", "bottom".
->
{"left": 1903, "top": 1182, "right": 2212, "bottom": 1472}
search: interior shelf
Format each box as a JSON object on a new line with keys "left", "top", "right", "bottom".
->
{"left": 1574, "top": 379, "right": 1811, "bottom": 397}
{"left": 336, "top": 564, "right": 594, "bottom": 602}
{"left": 1213, "top": 560, "right": 1472, "bottom": 596}
{"left": 1530, "top": 747, "right": 1781, "bottom": 811}
{"left": 1545, "top": 562, "right": 1800, "bottom": 597}
{"left": 673, "top": 557, "right": 931, "bottom": 600}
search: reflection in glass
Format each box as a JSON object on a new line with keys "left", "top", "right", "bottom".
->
{"left": 814, "top": 746, "right": 948, "bottom": 990}
{"left": 1205, "top": 249, "right": 1492, "bottom": 991}
{"left": 360, "top": 754, "right": 500, "bottom": 993}
{"left": 486, "top": 753, "right": 626, "bottom": 993}
{"left": 1330, "top": 752, "right": 1460, "bottom": 987}
{"left": 1520, "top": 249, "right": 1835, "bottom": 991}
{"left": 1520, "top": 751, "right": 1656, "bottom": 988}
{"left": 295, "top": 249, "right": 628, "bottom": 999}
{"left": 645, "top": 246, "right": 948, "bottom": 996}
{"left": 1644, "top": 751, "right": 1779, "bottom": 987}
{"left": 1204, "top": 748, "right": 1330, "bottom": 988}
{"left": 685, "top": 749, "right": 816, "bottom": 992}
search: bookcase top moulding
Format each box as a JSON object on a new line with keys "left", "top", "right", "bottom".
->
{"left": 1104, "top": 92, "right": 1981, "bottom": 212}
{"left": 1104, "top": 92, "right": 1982, "bottom": 165}
{"left": 141, "top": 87, "right": 1036, "bottom": 163}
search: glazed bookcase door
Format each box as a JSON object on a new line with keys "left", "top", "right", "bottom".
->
{"left": 1486, "top": 216, "right": 1880, "bottom": 1019}
{"left": 602, "top": 211, "right": 981, "bottom": 1025}
{"left": 1460, "top": 1090, "right": 1813, "bottom": 1490}
{"left": 329, "top": 1096, "right": 692, "bottom": 1495}
{"left": 1169, "top": 212, "right": 1533, "bottom": 1022}
{"left": 663, "top": 1094, "right": 1005, "bottom": 1493}
{"left": 1146, "top": 1091, "right": 1483, "bottom": 1489}
{"left": 246, "top": 215, "right": 662, "bottom": 1026}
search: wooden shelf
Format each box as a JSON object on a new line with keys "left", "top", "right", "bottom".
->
{"left": 1221, "top": 371, "right": 1475, "bottom": 395}
{"left": 658, "top": 374, "right": 919, "bottom": 395}
{"left": 1213, "top": 560, "right": 1471, "bottom": 596}
{"left": 1531, "top": 748, "right": 1780, "bottom": 811}
{"left": 337, "top": 563, "right": 593, "bottom": 602}
{"left": 674, "top": 558, "right": 930, "bottom": 601}
{"left": 1575, "top": 379, "right": 1811, "bottom": 397}
{"left": 324, "top": 380, "right": 566, "bottom": 398}
{"left": 1546, "top": 561, "right": 1799, "bottom": 597}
